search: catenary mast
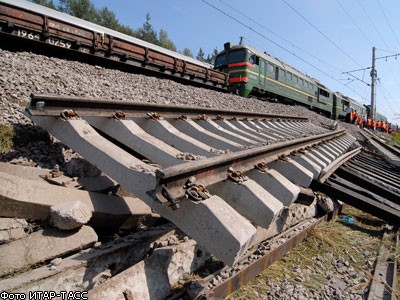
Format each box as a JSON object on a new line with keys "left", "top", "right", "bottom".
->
{"left": 370, "top": 46, "right": 377, "bottom": 120}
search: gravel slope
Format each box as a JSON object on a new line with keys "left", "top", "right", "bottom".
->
{"left": 0, "top": 47, "right": 365, "bottom": 168}
{"left": 0, "top": 48, "right": 337, "bottom": 127}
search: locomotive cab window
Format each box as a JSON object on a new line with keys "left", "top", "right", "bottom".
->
{"left": 229, "top": 50, "right": 246, "bottom": 64}
{"left": 215, "top": 50, "right": 246, "bottom": 68}
{"left": 214, "top": 54, "right": 227, "bottom": 68}
{"left": 249, "top": 54, "right": 259, "bottom": 65}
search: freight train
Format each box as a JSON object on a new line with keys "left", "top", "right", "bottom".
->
{"left": 0, "top": 0, "right": 388, "bottom": 123}
{"left": 0, "top": 0, "right": 228, "bottom": 89}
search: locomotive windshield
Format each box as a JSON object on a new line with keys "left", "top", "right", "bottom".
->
{"left": 214, "top": 50, "right": 246, "bottom": 68}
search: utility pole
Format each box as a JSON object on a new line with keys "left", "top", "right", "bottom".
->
{"left": 343, "top": 48, "right": 399, "bottom": 121}
{"left": 370, "top": 47, "right": 377, "bottom": 120}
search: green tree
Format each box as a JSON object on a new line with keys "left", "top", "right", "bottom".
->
{"left": 134, "top": 13, "right": 158, "bottom": 44}
{"left": 115, "top": 24, "right": 135, "bottom": 36}
{"left": 30, "top": 0, "right": 56, "bottom": 9}
{"left": 158, "top": 29, "right": 176, "bottom": 51}
{"left": 205, "top": 48, "right": 219, "bottom": 64}
{"left": 58, "top": 0, "right": 98, "bottom": 22}
{"left": 196, "top": 48, "right": 205, "bottom": 61}
{"left": 182, "top": 48, "right": 194, "bottom": 58}
{"left": 96, "top": 7, "right": 119, "bottom": 29}
{"left": 32, "top": 0, "right": 179, "bottom": 51}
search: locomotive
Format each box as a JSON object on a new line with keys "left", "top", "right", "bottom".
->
{"left": 214, "top": 42, "right": 387, "bottom": 122}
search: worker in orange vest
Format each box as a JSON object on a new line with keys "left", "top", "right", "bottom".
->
{"left": 383, "top": 122, "right": 389, "bottom": 133}
{"left": 367, "top": 117, "right": 372, "bottom": 129}
{"left": 350, "top": 110, "right": 356, "bottom": 124}
{"left": 357, "top": 116, "right": 363, "bottom": 128}
{"left": 353, "top": 110, "right": 359, "bottom": 124}
{"left": 376, "top": 120, "right": 382, "bottom": 131}
{"left": 371, "top": 119, "right": 376, "bottom": 130}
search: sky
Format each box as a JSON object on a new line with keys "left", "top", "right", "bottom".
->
{"left": 60, "top": 0, "right": 400, "bottom": 124}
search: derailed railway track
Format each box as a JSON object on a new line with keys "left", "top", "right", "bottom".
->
{"left": 26, "top": 94, "right": 353, "bottom": 265}
{"left": 24, "top": 95, "right": 400, "bottom": 298}
{"left": 315, "top": 151, "right": 400, "bottom": 224}
{"left": 313, "top": 129, "right": 400, "bottom": 225}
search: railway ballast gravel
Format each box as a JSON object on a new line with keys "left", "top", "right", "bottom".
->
{"left": 0, "top": 49, "right": 337, "bottom": 128}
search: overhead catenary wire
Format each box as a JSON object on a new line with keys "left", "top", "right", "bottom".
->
{"left": 200, "top": 0, "right": 366, "bottom": 99}
{"left": 282, "top": 0, "right": 363, "bottom": 68}
{"left": 376, "top": 85, "right": 397, "bottom": 120}
{"left": 374, "top": 2, "right": 400, "bottom": 90}
{"left": 335, "top": 0, "right": 374, "bottom": 47}
{"left": 333, "top": 0, "right": 400, "bottom": 118}
{"left": 356, "top": 0, "right": 391, "bottom": 50}
{"left": 377, "top": 0, "right": 400, "bottom": 49}
{"left": 217, "top": 0, "right": 342, "bottom": 75}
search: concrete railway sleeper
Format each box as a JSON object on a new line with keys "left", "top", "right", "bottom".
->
{"left": 26, "top": 94, "right": 357, "bottom": 266}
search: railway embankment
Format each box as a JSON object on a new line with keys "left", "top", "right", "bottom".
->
{"left": 0, "top": 48, "right": 398, "bottom": 299}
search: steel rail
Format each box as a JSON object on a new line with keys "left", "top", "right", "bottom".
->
{"left": 27, "top": 94, "right": 308, "bottom": 121}
{"left": 312, "top": 148, "right": 400, "bottom": 224}
{"left": 318, "top": 146, "right": 362, "bottom": 183}
{"left": 26, "top": 94, "right": 347, "bottom": 205}
{"left": 362, "top": 130, "right": 400, "bottom": 157}
{"left": 335, "top": 166, "right": 400, "bottom": 204}
{"left": 367, "top": 226, "right": 399, "bottom": 300}
{"left": 361, "top": 131, "right": 400, "bottom": 168}
{"left": 315, "top": 177, "right": 400, "bottom": 224}
{"left": 156, "top": 130, "right": 346, "bottom": 203}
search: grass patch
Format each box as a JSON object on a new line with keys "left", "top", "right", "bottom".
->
{"left": 230, "top": 206, "right": 384, "bottom": 299}
{"left": 0, "top": 124, "right": 15, "bottom": 154}
{"left": 389, "top": 131, "right": 400, "bottom": 146}
{"left": 397, "top": 243, "right": 400, "bottom": 297}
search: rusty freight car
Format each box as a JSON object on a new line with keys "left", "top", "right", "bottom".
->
{"left": 0, "top": 0, "right": 228, "bottom": 88}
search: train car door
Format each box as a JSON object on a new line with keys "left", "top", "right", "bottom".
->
{"left": 259, "top": 59, "right": 266, "bottom": 86}
{"left": 332, "top": 94, "right": 338, "bottom": 119}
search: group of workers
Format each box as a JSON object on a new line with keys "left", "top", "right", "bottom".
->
{"left": 345, "top": 105, "right": 390, "bottom": 133}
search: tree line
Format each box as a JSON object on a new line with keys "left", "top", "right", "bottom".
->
{"left": 30, "top": 0, "right": 219, "bottom": 63}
